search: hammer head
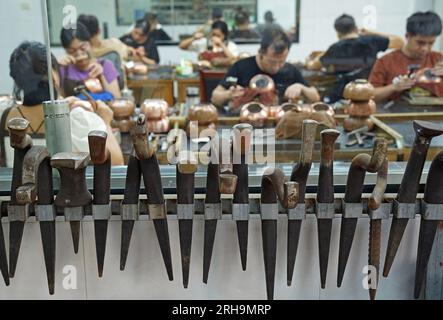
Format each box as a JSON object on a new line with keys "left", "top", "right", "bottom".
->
{"left": 232, "top": 123, "right": 253, "bottom": 156}
{"left": 7, "top": 118, "right": 32, "bottom": 149}
{"left": 88, "top": 131, "right": 109, "bottom": 165}
{"left": 51, "top": 152, "right": 91, "bottom": 170}
{"left": 219, "top": 173, "right": 238, "bottom": 195}
{"left": 413, "top": 120, "right": 443, "bottom": 139}
{"left": 73, "top": 85, "right": 87, "bottom": 96}
{"left": 177, "top": 150, "right": 198, "bottom": 174}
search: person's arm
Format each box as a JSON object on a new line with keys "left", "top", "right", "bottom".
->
{"left": 373, "top": 77, "right": 416, "bottom": 103}
{"left": 179, "top": 32, "right": 204, "bottom": 50}
{"left": 211, "top": 84, "right": 245, "bottom": 108}
{"left": 360, "top": 28, "right": 404, "bottom": 50}
{"left": 101, "top": 77, "right": 121, "bottom": 99}
{"left": 89, "top": 61, "right": 122, "bottom": 99}
{"left": 284, "top": 83, "right": 321, "bottom": 103}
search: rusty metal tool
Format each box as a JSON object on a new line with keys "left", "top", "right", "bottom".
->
{"left": 414, "top": 151, "right": 443, "bottom": 299}
{"left": 337, "top": 138, "right": 388, "bottom": 288}
{"left": 88, "top": 131, "right": 111, "bottom": 277}
{"left": 232, "top": 123, "right": 253, "bottom": 271}
{"left": 132, "top": 115, "right": 173, "bottom": 281}
{"left": 316, "top": 129, "right": 340, "bottom": 289}
{"left": 7, "top": 118, "right": 33, "bottom": 279}
{"left": 261, "top": 167, "right": 298, "bottom": 300}
{"left": 16, "top": 146, "right": 56, "bottom": 294}
{"left": 383, "top": 121, "right": 443, "bottom": 278}
{"left": 203, "top": 138, "right": 238, "bottom": 284}
{"left": 73, "top": 85, "right": 98, "bottom": 111}
{"left": 119, "top": 155, "right": 142, "bottom": 271}
{"left": 287, "top": 119, "right": 318, "bottom": 286}
{"left": 177, "top": 150, "right": 198, "bottom": 288}
{"left": 51, "top": 152, "right": 92, "bottom": 254}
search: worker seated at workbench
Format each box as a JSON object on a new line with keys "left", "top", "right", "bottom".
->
{"left": 307, "top": 14, "right": 404, "bottom": 103}
{"left": 369, "top": 11, "right": 443, "bottom": 103}
{"left": 58, "top": 22, "right": 121, "bottom": 100}
{"left": 2, "top": 41, "right": 124, "bottom": 168}
{"left": 211, "top": 27, "right": 320, "bottom": 110}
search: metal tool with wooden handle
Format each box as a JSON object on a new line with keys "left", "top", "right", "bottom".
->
{"left": 7, "top": 118, "right": 33, "bottom": 280}
{"left": 316, "top": 129, "right": 340, "bottom": 289}
{"left": 51, "top": 152, "right": 92, "bottom": 254}
{"left": 203, "top": 138, "right": 238, "bottom": 284}
{"left": 261, "top": 167, "right": 298, "bottom": 300}
{"left": 232, "top": 123, "right": 253, "bottom": 271}
{"left": 287, "top": 119, "right": 318, "bottom": 286}
{"left": 88, "top": 131, "right": 112, "bottom": 278}
{"left": 16, "top": 146, "right": 56, "bottom": 294}
{"left": 337, "top": 139, "right": 388, "bottom": 288}
{"left": 383, "top": 121, "right": 443, "bottom": 278}
{"left": 132, "top": 115, "right": 173, "bottom": 281}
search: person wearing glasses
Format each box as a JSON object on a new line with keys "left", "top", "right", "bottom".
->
{"left": 211, "top": 27, "right": 320, "bottom": 108}
{"left": 58, "top": 22, "right": 121, "bottom": 99}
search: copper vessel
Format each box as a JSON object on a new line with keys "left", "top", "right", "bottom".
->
{"left": 187, "top": 121, "right": 217, "bottom": 136}
{"left": 240, "top": 102, "right": 269, "bottom": 128}
{"left": 343, "top": 117, "right": 374, "bottom": 132}
{"left": 249, "top": 74, "right": 275, "bottom": 94}
{"left": 343, "top": 79, "right": 375, "bottom": 101}
{"left": 312, "top": 102, "right": 335, "bottom": 118}
{"left": 110, "top": 99, "right": 136, "bottom": 119}
{"left": 147, "top": 117, "right": 170, "bottom": 134}
{"left": 141, "top": 99, "right": 169, "bottom": 120}
{"left": 84, "top": 78, "right": 104, "bottom": 93}
{"left": 188, "top": 104, "right": 219, "bottom": 125}
{"left": 113, "top": 119, "right": 135, "bottom": 133}
{"left": 347, "top": 100, "right": 376, "bottom": 117}
{"left": 268, "top": 105, "right": 285, "bottom": 122}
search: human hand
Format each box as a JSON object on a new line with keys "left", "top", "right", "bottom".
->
{"left": 285, "top": 83, "right": 304, "bottom": 100}
{"left": 193, "top": 32, "right": 205, "bottom": 40}
{"left": 88, "top": 62, "right": 104, "bottom": 79}
{"left": 58, "top": 55, "right": 76, "bottom": 66}
{"left": 95, "top": 100, "right": 114, "bottom": 125}
{"left": 392, "top": 75, "right": 416, "bottom": 92}
{"left": 432, "top": 60, "right": 443, "bottom": 77}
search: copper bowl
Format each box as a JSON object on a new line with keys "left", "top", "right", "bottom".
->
{"left": 114, "top": 119, "right": 135, "bottom": 133}
{"left": 186, "top": 121, "right": 217, "bottom": 136}
{"left": 268, "top": 105, "right": 285, "bottom": 123}
{"left": 239, "top": 102, "right": 269, "bottom": 128}
{"left": 343, "top": 116, "right": 374, "bottom": 132}
{"left": 141, "top": 99, "right": 169, "bottom": 121}
{"left": 84, "top": 78, "right": 104, "bottom": 93}
{"left": 147, "top": 117, "right": 170, "bottom": 134}
{"left": 311, "top": 102, "right": 335, "bottom": 117}
{"left": 110, "top": 99, "right": 136, "bottom": 119}
{"left": 343, "top": 79, "right": 375, "bottom": 102}
{"left": 249, "top": 74, "right": 275, "bottom": 94}
{"left": 188, "top": 104, "right": 218, "bottom": 125}
{"left": 346, "top": 100, "right": 376, "bottom": 117}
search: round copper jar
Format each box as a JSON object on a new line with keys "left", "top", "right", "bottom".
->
{"left": 109, "top": 99, "right": 136, "bottom": 120}
{"left": 311, "top": 102, "right": 335, "bottom": 117}
{"left": 343, "top": 79, "right": 375, "bottom": 102}
{"left": 188, "top": 104, "right": 219, "bottom": 126}
{"left": 239, "top": 102, "right": 269, "bottom": 128}
{"left": 147, "top": 117, "right": 170, "bottom": 134}
{"left": 84, "top": 78, "right": 104, "bottom": 93}
{"left": 268, "top": 105, "right": 285, "bottom": 122}
{"left": 343, "top": 116, "right": 374, "bottom": 132}
{"left": 141, "top": 99, "right": 169, "bottom": 121}
{"left": 249, "top": 74, "right": 275, "bottom": 94}
{"left": 346, "top": 100, "right": 376, "bottom": 117}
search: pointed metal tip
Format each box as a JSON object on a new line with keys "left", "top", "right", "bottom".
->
{"left": 120, "top": 220, "right": 135, "bottom": 272}
{"left": 98, "top": 270, "right": 103, "bottom": 278}
{"left": 4, "top": 278, "right": 10, "bottom": 286}
{"left": 369, "top": 289, "right": 377, "bottom": 301}
{"left": 203, "top": 278, "right": 208, "bottom": 285}
{"left": 9, "top": 221, "right": 25, "bottom": 278}
{"left": 337, "top": 281, "right": 342, "bottom": 288}
{"left": 321, "top": 283, "right": 326, "bottom": 289}
{"left": 287, "top": 280, "right": 292, "bottom": 287}
{"left": 153, "top": 219, "right": 174, "bottom": 282}
{"left": 236, "top": 221, "right": 248, "bottom": 271}
{"left": 69, "top": 221, "right": 81, "bottom": 254}
{"left": 49, "top": 285, "right": 55, "bottom": 296}
{"left": 203, "top": 219, "right": 218, "bottom": 286}
{"left": 119, "top": 264, "right": 125, "bottom": 271}
{"left": 94, "top": 220, "right": 108, "bottom": 280}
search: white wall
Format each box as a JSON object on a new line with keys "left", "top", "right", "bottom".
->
{"left": 0, "top": 0, "right": 440, "bottom": 93}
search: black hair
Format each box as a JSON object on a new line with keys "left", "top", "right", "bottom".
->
{"left": 144, "top": 12, "right": 157, "bottom": 24}
{"left": 134, "top": 18, "right": 151, "bottom": 36}
{"left": 77, "top": 14, "right": 99, "bottom": 36}
{"left": 334, "top": 14, "right": 357, "bottom": 35}
{"left": 259, "top": 27, "right": 291, "bottom": 54}
{"left": 9, "top": 41, "right": 59, "bottom": 106}
{"left": 407, "top": 11, "right": 442, "bottom": 36}
{"left": 60, "top": 21, "right": 91, "bottom": 48}
{"left": 235, "top": 11, "right": 249, "bottom": 26}
{"left": 212, "top": 7, "right": 223, "bottom": 20}
{"left": 212, "top": 20, "right": 229, "bottom": 39}
{"left": 264, "top": 11, "right": 274, "bottom": 23}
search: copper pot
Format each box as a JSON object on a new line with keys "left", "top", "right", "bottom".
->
{"left": 268, "top": 105, "right": 285, "bottom": 123}
{"left": 346, "top": 100, "right": 376, "bottom": 117}
{"left": 188, "top": 104, "right": 218, "bottom": 125}
{"left": 114, "top": 119, "right": 136, "bottom": 133}
{"left": 147, "top": 117, "right": 170, "bottom": 134}
{"left": 186, "top": 121, "right": 217, "bottom": 136}
{"left": 240, "top": 102, "right": 269, "bottom": 128}
{"left": 311, "top": 102, "right": 335, "bottom": 117}
{"left": 110, "top": 99, "right": 136, "bottom": 119}
{"left": 84, "top": 78, "right": 104, "bottom": 93}
{"left": 343, "top": 79, "right": 375, "bottom": 101}
{"left": 141, "top": 99, "right": 169, "bottom": 120}
{"left": 343, "top": 116, "right": 374, "bottom": 132}
{"left": 249, "top": 74, "right": 275, "bottom": 94}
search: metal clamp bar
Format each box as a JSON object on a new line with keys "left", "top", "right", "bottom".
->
{"left": 232, "top": 203, "right": 250, "bottom": 221}
{"left": 315, "top": 202, "right": 335, "bottom": 219}
{"left": 421, "top": 201, "right": 443, "bottom": 221}
{"left": 149, "top": 203, "right": 167, "bottom": 220}
{"left": 342, "top": 201, "right": 363, "bottom": 219}
{"left": 121, "top": 204, "right": 139, "bottom": 221}
{"left": 392, "top": 200, "right": 416, "bottom": 219}
{"left": 260, "top": 203, "right": 279, "bottom": 220}
{"left": 177, "top": 204, "right": 194, "bottom": 220}
{"left": 64, "top": 207, "right": 84, "bottom": 221}
{"left": 288, "top": 203, "right": 306, "bottom": 220}
{"left": 368, "top": 202, "right": 392, "bottom": 220}
{"left": 204, "top": 203, "right": 222, "bottom": 220}
{"left": 92, "top": 204, "right": 112, "bottom": 220}
{"left": 35, "top": 204, "right": 56, "bottom": 222}
{"left": 7, "top": 204, "right": 30, "bottom": 222}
